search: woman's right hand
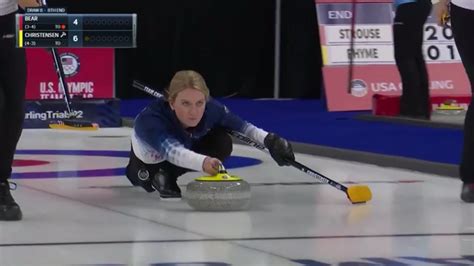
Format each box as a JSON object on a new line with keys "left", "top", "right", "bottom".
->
{"left": 202, "top": 157, "right": 222, "bottom": 176}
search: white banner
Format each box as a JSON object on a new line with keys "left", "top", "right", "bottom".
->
{"left": 324, "top": 25, "right": 393, "bottom": 44}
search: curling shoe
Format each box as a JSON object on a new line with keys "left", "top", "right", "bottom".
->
{"left": 152, "top": 170, "right": 181, "bottom": 200}
{"left": 461, "top": 183, "right": 474, "bottom": 203}
{"left": 0, "top": 181, "right": 22, "bottom": 221}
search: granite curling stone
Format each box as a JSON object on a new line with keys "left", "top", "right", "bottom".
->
{"left": 184, "top": 171, "right": 251, "bottom": 211}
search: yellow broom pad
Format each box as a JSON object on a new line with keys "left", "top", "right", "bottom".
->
{"left": 347, "top": 185, "right": 372, "bottom": 204}
{"left": 49, "top": 123, "right": 99, "bottom": 131}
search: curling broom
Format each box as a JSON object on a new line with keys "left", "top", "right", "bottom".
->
{"left": 228, "top": 131, "right": 372, "bottom": 204}
{"left": 40, "top": 0, "right": 98, "bottom": 130}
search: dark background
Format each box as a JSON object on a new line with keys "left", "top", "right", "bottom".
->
{"left": 48, "top": 0, "right": 323, "bottom": 99}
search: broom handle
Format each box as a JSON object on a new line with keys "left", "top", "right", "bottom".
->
{"left": 347, "top": 0, "right": 357, "bottom": 94}
{"left": 226, "top": 129, "right": 348, "bottom": 193}
{"left": 132, "top": 80, "right": 349, "bottom": 193}
{"left": 286, "top": 160, "right": 348, "bottom": 192}
{"left": 51, "top": 48, "right": 73, "bottom": 113}
{"left": 39, "top": 0, "right": 74, "bottom": 114}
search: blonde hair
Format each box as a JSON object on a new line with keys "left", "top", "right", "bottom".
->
{"left": 167, "top": 70, "right": 210, "bottom": 102}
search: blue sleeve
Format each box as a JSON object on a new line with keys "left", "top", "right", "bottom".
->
{"left": 208, "top": 99, "right": 249, "bottom": 133}
{"left": 134, "top": 109, "right": 207, "bottom": 170}
{"left": 134, "top": 110, "right": 180, "bottom": 156}
{"left": 208, "top": 99, "right": 269, "bottom": 145}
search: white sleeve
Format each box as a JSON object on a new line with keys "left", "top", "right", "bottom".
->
{"left": 133, "top": 130, "right": 207, "bottom": 172}
{"left": 162, "top": 138, "right": 207, "bottom": 172}
{"left": 242, "top": 123, "right": 269, "bottom": 146}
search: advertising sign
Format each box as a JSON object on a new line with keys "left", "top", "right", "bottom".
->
{"left": 25, "top": 48, "right": 114, "bottom": 100}
{"left": 315, "top": 0, "right": 470, "bottom": 111}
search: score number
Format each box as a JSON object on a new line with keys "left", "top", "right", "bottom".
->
{"left": 68, "top": 16, "right": 82, "bottom": 46}
{"left": 72, "top": 18, "right": 78, "bottom": 42}
{"left": 423, "top": 24, "right": 460, "bottom": 62}
{"left": 425, "top": 25, "right": 453, "bottom": 41}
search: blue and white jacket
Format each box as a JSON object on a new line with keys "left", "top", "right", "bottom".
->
{"left": 132, "top": 98, "right": 268, "bottom": 171}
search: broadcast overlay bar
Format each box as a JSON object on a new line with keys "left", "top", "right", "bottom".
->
{"left": 16, "top": 12, "right": 137, "bottom": 48}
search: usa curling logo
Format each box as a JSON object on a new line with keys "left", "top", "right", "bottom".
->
{"left": 60, "top": 53, "right": 80, "bottom": 77}
{"left": 350, "top": 79, "right": 368, "bottom": 97}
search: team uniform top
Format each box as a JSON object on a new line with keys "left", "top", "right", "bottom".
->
{"left": 132, "top": 97, "right": 268, "bottom": 172}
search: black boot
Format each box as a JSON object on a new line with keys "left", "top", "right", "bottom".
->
{"left": 125, "top": 165, "right": 155, "bottom": 193}
{"left": 461, "top": 183, "right": 474, "bottom": 203}
{"left": 152, "top": 169, "right": 181, "bottom": 199}
{"left": 0, "top": 181, "right": 22, "bottom": 221}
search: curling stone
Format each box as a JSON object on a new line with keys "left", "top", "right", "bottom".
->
{"left": 184, "top": 170, "right": 251, "bottom": 211}
{"left": 432, "top": 100, "right": 466, "bottom": 116}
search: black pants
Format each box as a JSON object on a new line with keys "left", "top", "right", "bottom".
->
{"left": 126, "top": 128, "right": 233, "bottom": 191}
{"left": 393, "top": 1, "right": 432, "bottom": 118}
{"left": 451, "top": 4, "right": 474, "bottom": 183}
{"left": 0, "top": 12, "right": 27, "bottom": 181}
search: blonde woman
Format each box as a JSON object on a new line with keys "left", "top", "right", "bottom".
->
{"left": 126, "top": 70, "right": 294, "bottom": 199}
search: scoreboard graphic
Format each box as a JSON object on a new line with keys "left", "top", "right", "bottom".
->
{"left": 16, "top": 8, "right": 136, "bottom": 48}
{"left": 315, "top": 0, "right": 471, "bottom": 111}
